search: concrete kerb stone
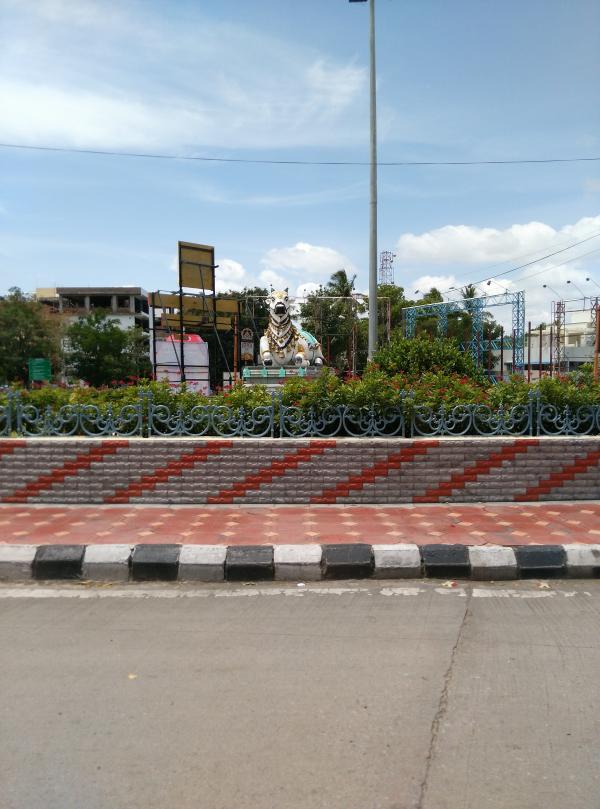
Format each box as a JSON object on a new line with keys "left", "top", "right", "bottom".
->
{"left": 131, "top": 544, "right": 181, "bottom": 582}
{"left": 421, "top": 544, "right": 471, "bottom": 579}
{"left": 274, "top": 544, "right": 322, "bottom": 581}
{"left": 33, "top": 544, "right": 85, "bottom": 580}
{"left": 563, "top": 543, "right": 600, "bottom": 577}
{"left": 2, "top": 541, "right": 600, "bottom": 582}
{"left": 0, "top": 544, "right": 37, "bottom": 581}
{"left": 468, "top": 545, "right": 518, "bottom": 580}
{"left": 322, "top": 543, "right": 373, "bottom": 579}
{"left": 82, "top": 544, "right": 132, "bottom": 581}
{"left": 179, "top": 545, "right": 226, "bottom": 581}
{"left": 372, "top": 544, "right": 421, "bottom": 578}
{"left": 226, "top": 545, "right": 274, "bottom": 581}
{"left": 514, "top": 545, "right": 567, "bottom": 578}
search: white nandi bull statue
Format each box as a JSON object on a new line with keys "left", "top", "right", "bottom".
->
{"left": 260, "top": 289, "right": 325, "bottom": 369}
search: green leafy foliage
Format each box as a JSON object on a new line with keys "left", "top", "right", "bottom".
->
{"left": 371, "top": 334, "right": 485, "bottom": 382}
{"left": 65, "top": 311, "right": 151, "bottom": 386}
{"left": 0, "top": 288, "right": 63, "bottom": 384}
{"left": 489, "top": 371, "right": 600, "bottom": 409}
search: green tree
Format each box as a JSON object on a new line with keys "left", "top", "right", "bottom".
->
{"left": 404, "top": 287, "right": 445, "bottom": 339}
{"left": 65, "top": 311, "right": 151, "bottom": 386}
{"left": 376, "top": 283, "right": 411, "bottom": 341}
{"left": 371, "top": 333, "right": 485, "bottom": 382}
{"left": 0, "top": 287, "right": 63, "bottom": 384}
{"left": 300, "top": 270, "right": 366, "bottom": 371}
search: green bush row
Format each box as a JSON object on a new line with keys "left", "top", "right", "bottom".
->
{"left": 2, "top": 365, "right": 599, "bottom": 415}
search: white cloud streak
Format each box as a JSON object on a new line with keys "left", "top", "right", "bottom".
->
{"left": 400, "top": 215, "right": 600, "bottom": 329}
{"left": 396, "top": 215, "right": 600, "bottom": 266}
{"left": 0, "top": 1, "right": 367, "bottom": 151}
{"left": 205, "top": 241, "right": 356, "bottom": 298}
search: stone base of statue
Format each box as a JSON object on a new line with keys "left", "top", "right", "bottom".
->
{"left": 242, "top": 365, "right": 324, "bottom": 390}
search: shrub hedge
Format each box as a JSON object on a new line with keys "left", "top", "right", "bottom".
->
{"left": 2, "top": 365, "right": 599, "bottom": 416}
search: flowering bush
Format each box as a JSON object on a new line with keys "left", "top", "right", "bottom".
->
{"left": 1, "top": 363, "right": 598, "bottom": 419}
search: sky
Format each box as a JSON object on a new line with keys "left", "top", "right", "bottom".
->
{"left": 1, "top": 0, "right": 600, "bottom": 327}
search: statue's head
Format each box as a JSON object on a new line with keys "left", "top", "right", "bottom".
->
{"left": 268, "top": 288, "right": 290, "bottom": 321}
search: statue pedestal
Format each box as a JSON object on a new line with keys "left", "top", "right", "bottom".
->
{"left": 241, "top": 366, "right": 323, "bottom": 390}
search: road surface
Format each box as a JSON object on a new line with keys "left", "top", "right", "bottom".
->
{"left": 1, "top": 580, "right": 598, "bottom": 809}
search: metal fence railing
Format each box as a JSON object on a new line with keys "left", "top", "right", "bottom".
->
{"left": 1, "top": 390, "right": 599, "bottom": 439}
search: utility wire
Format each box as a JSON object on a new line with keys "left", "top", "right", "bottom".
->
{"left": 449, "top": 228, "right": 600, "bottom": 285}
{"left": 1, "top": 141, "right": 600, "bottom": 167}
{"left": 510, "top": 246, "right": 600, "bottom": 285}
{"left": 460, "top": 231, "right": 600, "bottom": 288}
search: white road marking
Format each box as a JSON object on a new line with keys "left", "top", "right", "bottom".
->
{"left": 0, "top": 584, "right": 593, "bottom": 600}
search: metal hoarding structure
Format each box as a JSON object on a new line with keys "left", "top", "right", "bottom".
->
{"left": 150, "top": 242, "right": 242, "bottom": 390}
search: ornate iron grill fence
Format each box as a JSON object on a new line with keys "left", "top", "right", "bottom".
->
{"left": 1, "top": 390, "right": 599, "bottom": 438}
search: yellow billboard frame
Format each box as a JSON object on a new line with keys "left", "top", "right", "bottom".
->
{"left": 178, "top": 241, "right": 215, "bottom": 292}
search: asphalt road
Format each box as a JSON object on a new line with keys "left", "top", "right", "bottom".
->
{"left": 1, "top": 580, "right": 599, "bottom": 809}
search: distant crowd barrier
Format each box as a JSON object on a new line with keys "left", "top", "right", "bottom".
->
{"left": 1, "top": 390, "right": 600, "bottom": 439}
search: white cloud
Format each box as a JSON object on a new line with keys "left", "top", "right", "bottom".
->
{"left": 190, "top": 182, "right": 366, "bottom": 208}
{"left": 261, "top": 242, "right": 355, "bottom": 281}
{"left": 4, "top": 0, "right": 123, "bottom": 27}
{"left": 215, "top": 258, "right": 247, "bottom": 293}
{"left": 0, "top": 3, "right": 368, "bottom": 151}
{"left": 0, "top": 80, "right": 176, "bottom": 150}
{"left": 295, "top": 282, "right": 321, "bottom": 298}
{"left": 259, "top": 269, "right": 285, "bottom": 289}
{"left": 208, "top": 243, "right": 356, "bottom": 298}
{"left": 400, "top": 214, "right": 600, "bottom": 330}
{"left": 409, "top": 274, "right": 458, "bottom": 296}
{"left": 396, "top": 215, "right": 600, "bottom": 265}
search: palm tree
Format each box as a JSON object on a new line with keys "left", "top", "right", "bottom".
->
{"left": 300, "top": 269, "right": 362, "bottom": 370}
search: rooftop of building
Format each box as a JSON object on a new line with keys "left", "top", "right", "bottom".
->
{"left": 35, "top": 287, "right": 148, "bottom": 298}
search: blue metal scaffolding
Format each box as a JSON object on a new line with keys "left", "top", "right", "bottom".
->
{"left": 403, "top": 291, "right": 526, "bottom": 373}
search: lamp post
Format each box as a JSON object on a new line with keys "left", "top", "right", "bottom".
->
{"left": 585, "top": 276, "right": 600, "bottom": 292}
{"left": 566, "top": 279, "right": 585, "bottom": 300}
{"left": 350, "top": 0, "right": 378, "bottom": 360}
{"left": 543, "top": 283, "right": 561, "bottom": 298}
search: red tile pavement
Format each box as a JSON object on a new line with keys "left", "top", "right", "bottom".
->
{"left": 1, "top": 503, "right": 599, "bottom": 546}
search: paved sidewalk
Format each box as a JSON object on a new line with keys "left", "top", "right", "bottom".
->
{"left": 1, "top": 502, "right": 599, "bottom": 546}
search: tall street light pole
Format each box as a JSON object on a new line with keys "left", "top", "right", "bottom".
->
{"left": 350, "top": 0, "right": 378, "bottom": 360}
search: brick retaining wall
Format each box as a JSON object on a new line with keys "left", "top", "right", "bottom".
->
{"left": 1, "top": 437, "right": 599, "bottom": 505}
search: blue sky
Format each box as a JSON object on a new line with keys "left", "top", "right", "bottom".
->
{"left": 1, "top": 0, "right": 600, "bottom": 325}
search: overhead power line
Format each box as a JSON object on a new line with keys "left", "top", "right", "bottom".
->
{"left": 1, "top": 141, "right": 600, "bottom": 167}
{"left": 464, "top": 231, "right": 600, "bottom": 288}
{"left": 450, "top": 227, "right": 600, "bottom": 285}
{"left": 511, "top": 246, "right": 600, "bottom": 285}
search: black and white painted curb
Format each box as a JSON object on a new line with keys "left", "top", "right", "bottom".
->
{"left": 0, "top": 542, "right": 599, "bottom": 582}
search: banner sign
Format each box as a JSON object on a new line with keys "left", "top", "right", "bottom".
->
{"left": 28, "top": 358, "right": 51, "bottom": 382}
{"left": 178, "top": 242, "right": 215, "bottom": 291}
{"left": 240, "top": 328, "right": 255, "bottom": 362}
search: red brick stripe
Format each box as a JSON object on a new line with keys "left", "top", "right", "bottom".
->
{"left": 311, "top": 441, "right": 439, "bottom": 504}
{"left": 514, "top": 448, "right": 600, "bottom": 501}
{"left": 413, "top": 440, "right": 539, "bottom": 503}
{"left": 0, "top": 440, "right": 26, "bottom": 459}
{"left": 2, "top": 440, "right": 129, "bottom": 503}
{"left": 105, "top": 441, "right": 233, "bottom": 503}
{"left": 207, "top": 439, "right": 337, "bottom": 504}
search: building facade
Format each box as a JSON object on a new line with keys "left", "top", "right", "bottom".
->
{"left": 35, "top": 287, "right": 150, "bottom": 333}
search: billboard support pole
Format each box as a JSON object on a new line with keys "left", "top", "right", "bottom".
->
{"left": 151, "top": 293, "right": 157, "bottom": 380}
{"left": 233, "top": 315, "right": 239, "bottom": 383}
{"left": 177, "top": 242, "right": 186, "bottom": 383}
